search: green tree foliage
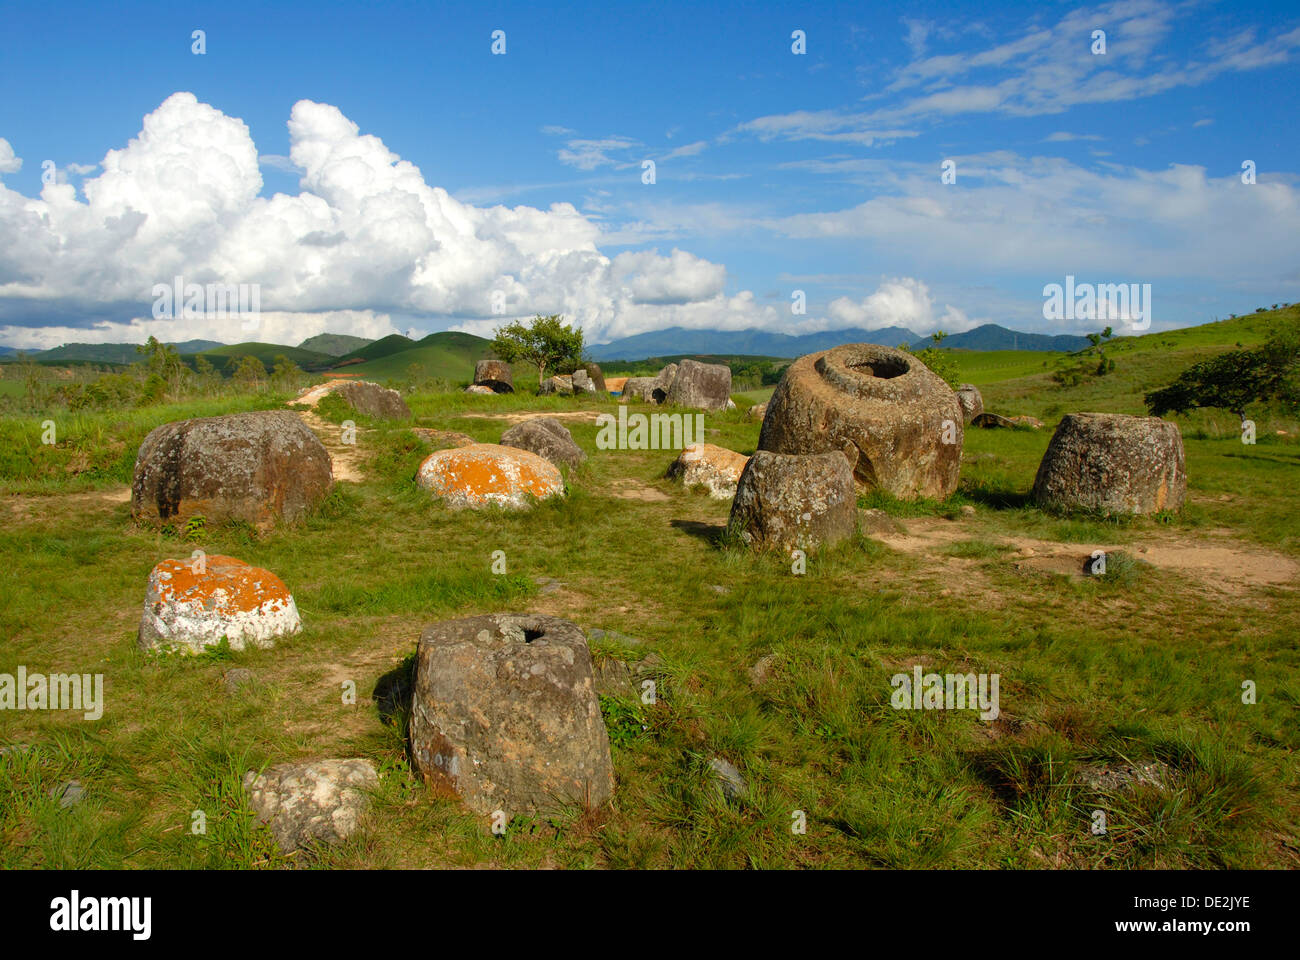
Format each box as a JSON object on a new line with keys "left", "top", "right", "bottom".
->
{"left": 1145, "top": 325, "right": 1300, "bottom": 424}
{"left": 230, "top": 355, "right": 266, "bottom": 391}
{"left": 899, "top": 340, "right": 960, "bottom": 389}
{"left": 1052, "top": 327, "right": 1115, "bottom": 387}
{"left": 136, "top": 336, "right": 190, "bottom": 399}
{"left": 490, "top": 314, "right": 584, "bottom": 390}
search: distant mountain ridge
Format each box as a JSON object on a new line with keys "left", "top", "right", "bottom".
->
{"left": 587, "top": 324, "right": 1090, "bottom": 360}
{"left": 11, "top": 340, "right": 226, "bottom": 364}
{"left": 298, "top": 333, "right": 374, "bottom": 357}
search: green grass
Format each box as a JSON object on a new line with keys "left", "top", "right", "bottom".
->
{"left": 1, "top": 314, "right": 1298, "bottom": 869}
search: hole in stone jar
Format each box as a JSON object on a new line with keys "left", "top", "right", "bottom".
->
{"left": 847, "top": 356, "right": 909, "bottom": 379}
{"left": 523, "top": 629, "right": 545, "bottom": 643}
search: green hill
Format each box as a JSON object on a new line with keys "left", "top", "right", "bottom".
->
{"left": 977, "top": 306, "right": 1299, "bottom": 420}
{"left": 185, "top": 342, "right": 335, "bottom": 375}
{"left": 334, "top": 334, "right": 417, "bottom": 364}
{"left": 336, "top": 331, "right": 493, "bottom": 383}
{"left": 298, "top": 333, "right": 374, "bottom": 357}
{"left": 22, "top": 340, "right": 224, "bottom": 365}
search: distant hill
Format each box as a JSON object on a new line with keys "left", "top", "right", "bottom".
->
{"left": 334, "top": 334, "right": 418, "bottom": 364}
{"left": 335, "top": 331, "right": 492, "bottom": 382}
{"left": 298, "top": 333, "right": 374, "bottom": 357}
{"left": 183, "top": 342, "right": 335, "bottom": 374}
{"left": 933, "top": 324, "right": 1090, "bottom": 352}
{"left": 587, "top": 326, "right": 924, "bottom": 361}
{"left": 20, "top": 340, "right": 225, "bottom": 365}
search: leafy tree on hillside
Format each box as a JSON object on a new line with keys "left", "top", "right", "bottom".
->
{"left": 136, "top": 336, "right": 190, "bottom": 399}
{"left": 270, "top": 354, "right": 302, "bottom": 391}
{"left": 490, "top": 314, "right": 584, "bottom": 390}
{"left": 230, "top": 355, "right": 266, "bottom": 391}
{"left": 1052, "top": 326, "right": 1114, "bottom": 387}
{"left": 1145, "top": 325, "right": 1300, "bottom": 426}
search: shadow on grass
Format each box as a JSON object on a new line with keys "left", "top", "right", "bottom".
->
{"left": 670, "top": 518, "right": 728, "bottom": 546}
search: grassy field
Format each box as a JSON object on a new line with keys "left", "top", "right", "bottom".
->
{"left": 1, "top": 311, "right": 1297, "bottom": 869}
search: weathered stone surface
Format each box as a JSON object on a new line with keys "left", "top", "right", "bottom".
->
{"left": 728, "top": 450, "right": 857, "bottom": 551}
{"left": 539, "top": 374, "right": 574, "bottom": 396}
{"left": 411, "top": 427, "right": 478, "bottom": 449}
{"left": 473, "top": 359, "right": 514, "bottom": 393}
{"left": 666, "top": 443, "right": 749, "bottom": 499}
{"left": 758, "top": 344, "right": 962, "bottom": 500}
{"left": 583, "top": 362, "right": 608, "bottom": 393}
{"left": 708, "top": 757, "right": 747, "bottom": 800}
{"left": 500, "top": 417, "right": 586, "bottom": 469}
{"left": 243, "top": 758, "right": 378, "bottom": 853}
{"left": 416, "top": 443, "right": 564, "bottom": 509}
{"left": 620, "top": 377, "right": 659, "bottom": 402}
{"left": 665, "top": 359, "right": 732, "bottom": 412}
{"left": 465, "top": 384, "right": 495, "bottom": 395}
{"left": 747, "top": 402, "right": 768, "bottom": 422}
{"left": 409, "top": 613, "right": 614, "bottom": 815}
{"left": 223, "top": 668, "right": 256, "bottom": 695}
{"left": 132, "top": 411, "right": 333, "bottom": 528}
{"left": 973, "top": 412, "right": 1045, "bottom": 430}
{"left": 955, "top": 384, "right": 983, "bottom": 424}
{"left": 1032, "top": 412, "right": 1186, "bottom": 515}
{"left": 1009, "top": 415, "right": 1044, "bottom": 429}
{"left": 138, "top": 555, "right": 301, "bottom": 653}
{"left": 332, "top": 380, "right": 411, "bottom": 419}
{"left": 571, "top": 369, "right": 597, "bottom": 394}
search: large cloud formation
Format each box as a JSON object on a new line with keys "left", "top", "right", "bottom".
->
{"left": 0, "top": 93, "right": 831, "bottom": 349}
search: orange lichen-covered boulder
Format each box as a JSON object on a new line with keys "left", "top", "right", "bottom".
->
{"left": 138, "top": 555, "right": 302, "bottom": 653}
{"left": 416, "top": 443, "right": 564, "bottom": 509}
{"left": 132, "top": 410, "right": 332, "bottom": 529}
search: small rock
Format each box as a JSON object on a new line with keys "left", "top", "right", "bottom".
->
{"left": 666, "top": 443, "right": 749, "bottom": 500}
{"left": 592, "top": 658, "right": 633, "bottom": 697}
{"left": 586, "top": 627, "right": 643, "bottom": 647}
{"left": 500, "top": 417, "right": 586, "bottom": 469}
{"left": 417, "top": 444, "right": 564, "bottom": 510}
{"left": 533, "top": 576, "right": 564, "bottom": 595}
{"left": 52, "top": 780, "right": 85, "bottom": 808}
{"left": 960, "top": 505, "right": 976, "bottom": 516}
{"left": 708, "top": 757, "right": 747, "bottom": 800}
{"left": 1076, "top": 760, "right": 1171, "bottom": 794}
{"left": 243, "top": 758, "right": 378, "bottom": 853}
{"left": 748, "top": 654, "right": 778, "bottom": 687}
{"left": 707, "top": 584, "right": 729, "bottom": 595}
{"left": 223, "top": 668, "right": 256, "bottom": 695}
{"left": 465, "top": 384, "right": 495, "bottom": 395}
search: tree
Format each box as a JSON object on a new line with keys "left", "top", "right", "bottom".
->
{"left": 136, "top": 336, "right": 189, "bottom": 399}
{"left": 193, "top": 354, "right": 220, "bottom": 395}
{"left": 930, "top": 330, "right": 948, "bottom": 346}
{"left": 1145, "top": 326, "right": 1300, "bottom": 426}
{"left": 270, "top": 354, "right": 302, "bottom": 391}
{"left": 230, "top": 355, "right": 266, "bottom": 392}
{"left": 1053, "top": 326, "right": 1115, "bottom": 386}
{"left": 490, "top": 314, "right": 584, "bottom": 390}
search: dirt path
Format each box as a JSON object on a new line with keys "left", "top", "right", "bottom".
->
{"left": 456, "top": 410, "right": 605, "bottom": 425}
{"left": 287, "top": 386, "right": 366, "bottom": 483}
{"left": 879, "top": 516, "right": 1297, "bottom": 595}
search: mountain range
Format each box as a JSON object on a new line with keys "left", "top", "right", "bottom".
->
{"left": 585, "top": 324, "right": 1091, "bottom": 359}
{"left": 0, "top": 322, "right": 1091, "bottom": 371}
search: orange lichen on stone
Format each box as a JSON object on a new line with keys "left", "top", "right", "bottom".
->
{"left": 150, "top": 555, "right": 293, "bottom": 614}
{"left": 416, "top": 444, "right": 563, "bottom": 509}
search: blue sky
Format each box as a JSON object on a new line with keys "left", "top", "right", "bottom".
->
{"left": 0, "top": 0, "right": 1297, "bottom": 349}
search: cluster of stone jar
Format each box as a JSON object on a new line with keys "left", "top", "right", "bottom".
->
{"left": 123, "top": 345, "right": 1188, "bottom": 841}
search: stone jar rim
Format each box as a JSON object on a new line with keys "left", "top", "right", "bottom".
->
{"left": 813, "top": 343, "right": 919, "bottom": 400}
